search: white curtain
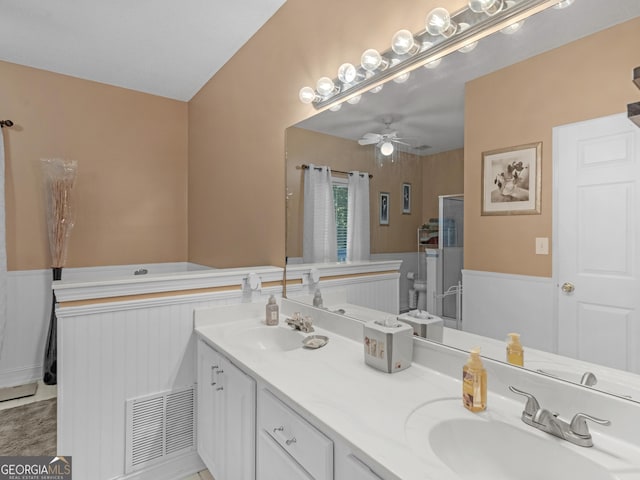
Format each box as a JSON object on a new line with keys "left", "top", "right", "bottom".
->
{"left": 303, "top": 164, "right": 337, "bottom": 263}
{"left": 347, "top": 171, "right": 370, "bottom": 261}
{"left": 0, "top": 130, "right": 7, "bottom": 356}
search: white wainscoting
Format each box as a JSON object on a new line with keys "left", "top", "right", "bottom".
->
{"left": 0, "top": 263, "right": 216, "bottom": 389}
{"left": 0, "top": 269, "right": 51, "bottom": 388}
{"left": 462, "top": 269, "right": 555, "bottom": 353}
{"left": 57, "top": 285, "right": 281, "bottom": 480}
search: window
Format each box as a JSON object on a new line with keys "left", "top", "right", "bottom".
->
{"left": 332, "top": 177, "right": 348, "bottom": 262}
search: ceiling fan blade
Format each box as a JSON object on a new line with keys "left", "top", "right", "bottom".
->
{"left": 358, "top": 137, "right": 380, "bottom": 145}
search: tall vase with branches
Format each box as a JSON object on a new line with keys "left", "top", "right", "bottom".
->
{"left": 41, "top": 158, "right": 77, "bottom": 385}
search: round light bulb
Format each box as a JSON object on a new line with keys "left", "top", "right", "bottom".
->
{"left": 421, "top": 42, "right": 442, "bottom": 69}
{"left": 380, "top": 141, "right": 394, "bottom": 156}
{"left": 316, "top": 77, "right": 336, "bottom": 97}
{"left": 337, "top": 63, "right": 357, "bottom": 84}
{"left": 347, "top": 94, "right": 362, "bottom": 105}
{"left": 361, "top": 48, "right": 388, "bottom": 72}
{"left": 393, "top": 71, "right": 411, "bottom": 84}
{"left": 329, "top": 103, "right": 342, "bottom": 112}
{"left": 426, "top": 7, "right": 457, "bottom": 38}
{"left": 501, "top": 1, "right": 525, "bottom": 34}
{"left": 457, "top": 23, "right": 478, "bottom": 53}
{"left": 552, "top": 0, "right": 574, "bottom": 8}
{"left": 468, "top": 0, "right": 503, "bottom": 16}
{"left": 370, "top": 84, "right": 384, "bottom": 94}
{"left": 299, "top": 86, "right": 317, "bottom": 104}
{"left": 391, "top": 29, "right": 418, "bottom": 56}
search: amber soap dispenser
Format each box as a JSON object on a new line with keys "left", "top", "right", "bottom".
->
{"left": 462, "top": 347, "right": 487, "bottom": 412}
{"left": 506, "top": 332, "right": 524, "bottom": 366}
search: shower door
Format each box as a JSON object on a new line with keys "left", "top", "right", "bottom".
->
{"left": 439, "top": 195, "right": 464, "bottom": 322}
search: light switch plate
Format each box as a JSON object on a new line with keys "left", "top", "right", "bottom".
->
{"left": 535, "top": 237, "right": 549, "bottom": 255}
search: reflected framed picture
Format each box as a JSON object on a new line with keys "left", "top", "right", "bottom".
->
{"left": 379, "top": 192, "right": 390, "bottom": 225}
{"left": 481, "top": 142, "right": 542, "bottom": 216}
{"left": 402, "top": 183, "right": 411, "bottom": 214}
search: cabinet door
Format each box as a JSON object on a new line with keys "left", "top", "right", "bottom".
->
{"left": 257, "top": 430, "right": 313, "bottom": 480}
{"left": 196, "top": 340, "right": 225, "bottom": 479}
{"left": 223, "top": 357, "right": 256, "bottom": 480}
{"left": 338, "top": 454, "right": 384, "bottom": 480}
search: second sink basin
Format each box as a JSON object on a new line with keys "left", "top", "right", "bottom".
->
{"left": 225, "top": 324, "right": 305, "bottom": 352}
{"left": 405, "top": 399, "right": 616, "bottom": 480}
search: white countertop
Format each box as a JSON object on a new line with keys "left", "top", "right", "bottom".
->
{"left": 193, "top": 303, "right": 640, "bottom": 480}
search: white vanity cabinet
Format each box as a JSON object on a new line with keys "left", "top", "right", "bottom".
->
{"left": 335, "top": 449, "right": 385, "bottom": 480}
{"left": 197, "top": 339, "right": 256, "bottom": 480}
{"left": 257, "top": 388, "right": 333, "bottom": 480}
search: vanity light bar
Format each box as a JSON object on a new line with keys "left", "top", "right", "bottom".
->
{"left": 305, "top": 0, "right": 566, "bottom": 111}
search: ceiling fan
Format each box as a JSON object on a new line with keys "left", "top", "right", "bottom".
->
{"left": 357, "top": 120, "right": 410, "bottom": 156}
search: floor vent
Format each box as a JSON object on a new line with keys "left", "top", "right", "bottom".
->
{"left": 125, "top": 385, "right": 196, "bottom": 473}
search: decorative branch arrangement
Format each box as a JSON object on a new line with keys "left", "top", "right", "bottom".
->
{"left": 41, "top": 158, "right": 78, "bottom": 385}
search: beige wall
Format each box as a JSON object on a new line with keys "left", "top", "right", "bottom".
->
{"left": 464, "top": 17, "right": 640, "bottom": 277}
{"left": 421, "top": 148, "right": 464, "bottom": 221}
{"left": 1, "top": 61, "right": 188, "bottom": 270}
{"left": 285, "top": 127, "right": 424, "bottom": 258}
{"left": 188, "top": 0, "right": 467, "bottom": 268}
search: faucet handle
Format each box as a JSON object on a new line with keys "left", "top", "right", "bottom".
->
{"left": 569, "top": 413, "right": 611, "bottom": 436}
{"left": 508, "top": 386, "right": 541, "bottom": 417}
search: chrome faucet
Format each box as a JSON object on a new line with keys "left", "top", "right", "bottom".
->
{"left": 285, "top": 313, "right": 314, "bottom": 333}
{"left": 509, "top": 386, "right": 611, "bottom": 447}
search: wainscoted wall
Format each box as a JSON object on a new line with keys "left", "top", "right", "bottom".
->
{"left": 57, "top": 281, "right": 281, "bottom": 480}
{"left": 0, "top": 263, "right": 215, "bottom": 389}
{"left": 462, "top": 269, "right": 555, "bottom": 353}
{"left": 370, "top": 252, "right": 417, "bottom": 313}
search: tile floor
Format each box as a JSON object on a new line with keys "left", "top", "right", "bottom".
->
{"left": 182, "top": 470, "right": 214, "bottom": 480}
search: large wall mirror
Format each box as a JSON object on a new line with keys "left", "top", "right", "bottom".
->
{"left": 285, "top": 0, "right": 640, "bottom": 402}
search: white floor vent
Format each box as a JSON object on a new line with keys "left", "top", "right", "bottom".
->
{"left": 125, "top": 385, "right": 196, "bottom": 473}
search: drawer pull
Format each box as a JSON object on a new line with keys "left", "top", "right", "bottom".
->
{"left": 210, "top": 366, "right": 217, "bottom": 385}
{"left": 285, "top": 437, "right": 297, "bottom": 446}
{"left": 273, "top": 426, "right": 284, "bottom": 433}
{"left": 216, "top": 386, "right": 224, "bottom": 391}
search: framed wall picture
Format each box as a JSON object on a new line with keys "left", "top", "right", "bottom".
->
{"left": 481, "top": 142, "right": 542, "bottom": 215}
{"left": 402, "top": 183, "right": 411, "bottom": 214}
{"left": 379, "top": 192, "right": 390, "bottom": 225}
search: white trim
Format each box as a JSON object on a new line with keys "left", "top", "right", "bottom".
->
{"left": 286, "top": 260, "right": 402, "bottom": 283}
{"left": 110, "top": 451, "right": 204, "bottom": 480}
{"left": 0, "top": 364, "right": 42, "bottom": 389}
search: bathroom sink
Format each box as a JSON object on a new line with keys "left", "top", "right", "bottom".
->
{"left": 405, "top": 399, "right": 616, "bottom": 480}
{"left": 225, "top": 325, "right": 305, "bottom": 352}
{"left": 429, "top": 418, "right": 614, "bottom": 480}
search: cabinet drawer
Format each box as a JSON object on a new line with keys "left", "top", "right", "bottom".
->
{"left": 257, "top": 430, "right": 313, "bottom": 480}
{"left": 258, "top": 389, "right": 333, "bottom": 480}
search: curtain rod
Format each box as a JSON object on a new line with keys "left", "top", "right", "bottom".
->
{"left": 297, "top": 164, "right": 373, "bottom": 179}
{"left": 0, "top": 120, "right": 14, "bottom": 128}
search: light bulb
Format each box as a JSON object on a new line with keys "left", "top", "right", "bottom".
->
{"left": 468, "top": 0, "right": 503, "bottom": 16}
{"left": 457, "top": 23, "right": 478, "bottom": 53}
{"left": 347, "top": 94, "right": 362, "bottom": 105}
{"left": 329, "top": 103, "right": 342, "bottom": 112}
{"left": 393, "top": 72, "right": 411, "bottom": 84}
{"left": 501, "top": 0, "right": 525, "bottom": 34}
{"left": 299, "top": 86, "right": 318, "bottom": 104}
{"left": 361, "top": 48, "right": 389, "bottom": 72}
{"left": 391, "top": 29, "right": 419, "bottom": 56}
{"left": 552, "top": 0, "right": 574, "bottom": 8}
{"left": 380, "top": 141, "right": 394, "bottom": 156}
{"left": 316, "top": 77, "right": 337, "bottom": 97}
{"left": 370, "top": 84, "right": 384, "bottom": 94}
{"left": 337, "top": 63, "right": 358, "bottom": 84}
{"left": 426, "top": 7, "right": 457, "bottom": 38}
{"left": 421, "top": 42, "right": 442, "bottom": 69}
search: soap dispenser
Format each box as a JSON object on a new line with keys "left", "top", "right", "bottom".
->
{"left": 265, "top": 295, "right": 279, "bottom": 326}
{"left": 463, "top": 347, "right": 487, "bottom": 412}
{"left": 506, "top": 332, "right": 524, "bottom": 367}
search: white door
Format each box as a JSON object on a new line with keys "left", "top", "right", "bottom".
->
{"left": 554, "top": 113, "right": 640, "bottom": 373}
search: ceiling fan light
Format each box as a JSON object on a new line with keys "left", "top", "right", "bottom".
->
{"left": 299, "top": 86, "right": 319, "bottom": 104}
{"left": 361, "top": 48, "right": 389, "bottom": 72}
{"left": 426, "top": 7, "right": 457, "bottom": 38}
{"left": 380, "top": 141, "right": 394, "bottom": 156}
{"left": 468, "top": 0, "right": 503, "bottom": 16}
{"left": 391, "top": 29, "right": 419, "bottom": 56}
{"left": 552, "top": 0, "right": 574, "bottom": 9}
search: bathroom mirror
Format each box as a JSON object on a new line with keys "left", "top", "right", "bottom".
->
{"left": 285, "top": 0, "right": 640, "bottom": 401}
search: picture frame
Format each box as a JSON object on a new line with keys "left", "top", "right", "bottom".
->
{"left": 402, "top": 183, "right": 411, "bottom": 214}
{"left": 481, "top": 142, "right": 542, "bottom": 216}
{"left": 379, "top": 192, "right": 390, "bottom": 225}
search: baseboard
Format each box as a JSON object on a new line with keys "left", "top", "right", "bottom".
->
{"left": 0, "top": 364, "right": 42, "bottom": 389}
{"left": 112, "top": 451, "right": 205, "bottom": 480}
